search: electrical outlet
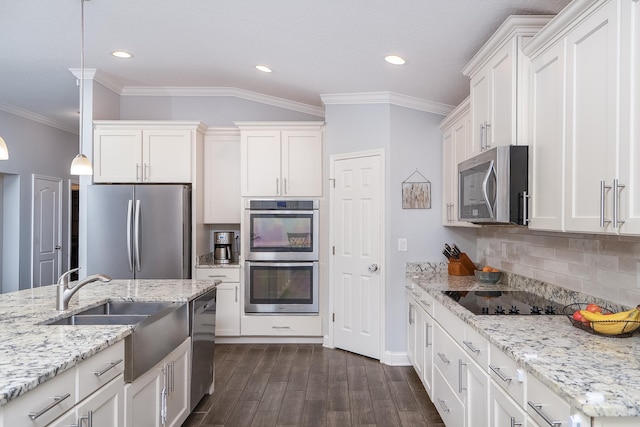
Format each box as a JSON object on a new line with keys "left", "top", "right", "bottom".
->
{"left": 398, "top": 238, "right": 408, "bottom": 252}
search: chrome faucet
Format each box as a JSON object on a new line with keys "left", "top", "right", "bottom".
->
{"left": 56, "top": 268, "right": 112, "bottom": 311}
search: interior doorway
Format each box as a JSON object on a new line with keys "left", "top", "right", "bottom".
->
{"left": 31, "top": 175, "right": 62, "bottom": 287}
{"left": 69, "top": 180, "right": 80, "bottom": 281}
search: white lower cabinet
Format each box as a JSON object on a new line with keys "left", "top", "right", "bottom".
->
{"left": 195, "top": 267, "right": 241, "bottom": 336}
{"left": 124, "top": 338, "right": 190, "bottom": 427}
{"left": 526, "top": 374, "right": 570, "bottom": 427}
{"left": 490, "top": 381, "right": 527, "bottom": 427}
{"left": 49, "top": 375, "right": 124, "bottom": 427}
{"left": 241, "top": 315, "right": 322, "bottom": 336}
{"left": 433, "top": 368, "right": 465, "bottom": 427}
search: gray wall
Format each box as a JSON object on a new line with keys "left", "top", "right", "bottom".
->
{"left": 0, "top": 109, "right": 78, "bottom": 291}
{"left": 324, "top": 102, "right": 477, "bottom": 353}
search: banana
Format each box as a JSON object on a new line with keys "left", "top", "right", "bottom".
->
{"left": 580, "top": 305, "right": 640, "bottom": 335}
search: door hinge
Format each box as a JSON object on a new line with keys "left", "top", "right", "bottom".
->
{"left": 332, "top": 313, "right": 335, "bottom": 322}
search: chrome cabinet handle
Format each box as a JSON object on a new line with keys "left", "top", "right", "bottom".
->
{"left": 207, "top": 275, "right": 227, "bottom": 278}
{"left": 437, "top": 352, "right": 450, "bottom": 364}
{"left": 276, "top": 178, "right": 280, "bottom": 195}
{"left": 522, "top": 191, "right": 530, "bottom": 226}
{"left": 528, "top": 402, "right": 562, "bottom": 427}
{"left": 144, "top": 163, "right": 149, "bottom": 180}
{"left": 425, "top": 323, "right": 430, "bottom": 347}
{"left": 458, "top": 359, "right": 466, "bottom": 393}
{"left": 76, "top": 410, "right": 93, "bottom": 427}
{"left": 485, "top": 122, "right": 491, "bottom": 149}
{"left": 489, "top": 364, "right": 512, "bottom": 383}
{"left": 284, "top": 178, "right": 288, "bottom": 195}
{"left": 136, "top": 163, "right": 141, "bottom": 181}
{"left": 511, "top": 416, "right": 523, "bottom": 427}
{"left": 600, "top": 180, "right": 612, "bottom": 227}
{"left": 463, "top": 340, "right": 480, "bottom": 354}
{"left": 235, "top": 286, "right": 238, "bottom": 303}
{"left": 480, "top": 123, "right": 485, "bottom": 151}
{"left": 94, "top": 358, "right": 123, "bottom": 377}
{"left": 613, "top": 179, "right": 625, "bottom": 228}
{"left": 437, "top": 398, "right": 451, "bottom": 413}
{"left": 28, "top": 393, "right": 71, "bottom": 420}
{"left": 272, "top": 326, "right": 291, "bottom": 329}
{"left": 408, "top": 304, "right": 414, "bottom": 325}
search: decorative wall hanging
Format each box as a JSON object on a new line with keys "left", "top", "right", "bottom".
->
{"left": 402, "top": 169, "right": 431, "bottom": 209}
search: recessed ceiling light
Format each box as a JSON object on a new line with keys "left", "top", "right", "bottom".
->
{"left": 111, "top": 51, "right": 133, "bottom": 59}
{"left": 385, "top": 55, "right": 406, "bottom": 65}
{"left": 255, "top": 65, "right": 272, "bottom": 73}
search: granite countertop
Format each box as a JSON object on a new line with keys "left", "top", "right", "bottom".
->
{"left": 407, "top": 268, "right": 640, "bottom": 418}
{"left": 0, "top": 278, "right": 219, "bottom": 406}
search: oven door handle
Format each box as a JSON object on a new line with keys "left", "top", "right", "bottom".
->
{"left": 245, "top": 210, "right": 316, "bottom": 216}
{"left": 245, "top": 261, "right": 317, "bottom": 268}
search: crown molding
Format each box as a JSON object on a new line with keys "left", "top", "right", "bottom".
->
{"left": 0, "top": 102, "right": 77, "bottom": 134}
{"left": 320, "top": 92, "right": 454, "bottom": 116}
{"left": 438, "top": 96, "right": 470, "bottom": 130}
{"left": 119, "top": 86, "right": 325, "bottom": 117}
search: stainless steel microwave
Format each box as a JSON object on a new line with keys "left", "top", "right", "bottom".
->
{"left": 458, "top": 145, "right": 528, "bottom": 225}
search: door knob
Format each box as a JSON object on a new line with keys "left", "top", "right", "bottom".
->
{"left": 368, "top": 264, "right": 379, "bottom": 273}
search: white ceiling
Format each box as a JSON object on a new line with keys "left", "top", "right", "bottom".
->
{"left": 0, "top": 0, "right": 572, "bottom": 132}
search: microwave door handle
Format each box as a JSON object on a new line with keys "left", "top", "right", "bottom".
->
{"left": 482, "top": 160, "right": 496, "bottom": 219}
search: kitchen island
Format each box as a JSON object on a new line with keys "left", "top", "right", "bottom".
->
{"left": 407, "top": 263, "right": 640, "bottom": 425}
{"left": 0, "top": 279, "right": 218, "bottom": 407}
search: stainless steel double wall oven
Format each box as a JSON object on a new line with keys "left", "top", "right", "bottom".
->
{"left": 244, "top": 199, "right": 319, "bottom": 314}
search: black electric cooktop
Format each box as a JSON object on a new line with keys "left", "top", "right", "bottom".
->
{"left": 443, "top": 290, "right": 565, "bottom": 315}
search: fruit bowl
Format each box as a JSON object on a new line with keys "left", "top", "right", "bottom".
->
{"left": 563, "top": 303, "right": 640, "bottom": 338}
{"left": 473, "top": 270, "right": 501, "bottom": 284}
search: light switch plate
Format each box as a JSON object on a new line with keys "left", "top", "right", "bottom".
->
{"left": 398, "top": 238, "right": 407, "bottom": 252}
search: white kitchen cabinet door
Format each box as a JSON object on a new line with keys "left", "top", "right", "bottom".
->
{"left": 143, "top": 130, "right": 192, "bottom": 183}
{"left": 93, "top": 129, "right": 143, "bottom": 183}
{"left": 281, "top": 131, "right": 322, "bottom": 196}
{"left": 203, "top": 129, "right": 241, "bottom": 224}
{"left": 124, "top": 364, "right": 163, "bottom": 427}
{"left": 433, "top": 367, "right": 465, "bottom": 427}
{"left": 241, "top": 131, "right": 282, "bottom": 196}
{"left": 407, "top": 300, "right": 417, "bottom": 367}
{"left": 164, "top": 339, "right": 190, "bottom": 427}
{"left": 49, "top": 375, "right": 124, "bottom": 427}
{"left": 489, "top": 382, "right": 527, "bottom": 427}
{"left": 528, "top": 39, "right": 566, "bottom": 232}
{"left": 442, "top": 125, "right": 455, "bottom": 225}
{"left": 464, "top": 357, "right": 489, "bottom": 427}
{"left": 564, "top": 0, "right": 619, "bottom": 233}
{"left": 618, "top": 0, "right": 640, "bottom": 235}
{"left": 469, "top": 71, "right": 491, "bottom": 158}
{"left": 195, "top": 268, "right": 241, "bottom": 336}
{"left": 413, "top": 305, "right": 425, "bottom": 380}
{"left": 422, "top": 310, "right": 434, "bottom": 398}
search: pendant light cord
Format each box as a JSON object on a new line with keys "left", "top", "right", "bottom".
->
{"left": 79, "top": 0, "right": 85, "bottom": 152}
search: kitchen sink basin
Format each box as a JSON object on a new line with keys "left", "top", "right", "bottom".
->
{"left": 47, "top": 314, "right": 148, "bottom": 326}
{"left": 74, "top": 301, "right": 177, "bottom": 316}
{"left": 44, "top": 300, "right": 188, "bottom": 382}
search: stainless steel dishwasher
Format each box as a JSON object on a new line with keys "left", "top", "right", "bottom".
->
{"left": 189, "top": 287, "right": 216, "bottom": 411}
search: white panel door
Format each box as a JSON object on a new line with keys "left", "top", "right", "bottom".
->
{"left": 528, "top": 40, "right": 566, "bottom": 231}
{"left": 332, "top": 153, "right": 382, "bottom": 360}
{"left": 32, "top": 175, "right": 62, "bottom": 287}
{"left": 564, "top": 1, "right": 619, "bottom": 233}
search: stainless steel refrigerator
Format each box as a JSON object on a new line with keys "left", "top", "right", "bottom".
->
{"left": 86, "top": 184, "right": 191, "bottom": 279}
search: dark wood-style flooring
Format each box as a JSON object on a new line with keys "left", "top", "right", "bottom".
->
{"left": 182, "top": 344, "right": 445, "bottom": 427}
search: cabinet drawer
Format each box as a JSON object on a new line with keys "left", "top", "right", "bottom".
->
{"left": 195, "top": 267, "right": 240, "bottom": 282}
{"left": 462, "top": 325, "right": 489, "bottom": 368}
{"left": 417, "top": 290, "right": 435, "bottom": 317}
{"left": 433, "top": 367, "right": 465, "bottom": 427}
{"left": 489, "top": 343, "right": 526, "bottom": 407}
{"left": 527, "top": 374, "right": 570, "bottom": 427}
{"left": 241, "top": 315, "right": 322, "bottom": 336}
{"left": 1, "top": 367, "right": 76, "bottom": 427}
{"left": 434, "top": 298, "right": 465, "bottom": 344}
{"left": 433, "top": 322, "right": 466, "bottom": 399}
{"left": 77, "top": 340, "right": 125, "bottom": 402}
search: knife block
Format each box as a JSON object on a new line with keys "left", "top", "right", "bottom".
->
{"left": 448, "top": 253, "right": 476, "bottom": 276}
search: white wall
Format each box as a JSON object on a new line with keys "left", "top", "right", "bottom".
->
{"left": 324, "top": 102, "right": 477, "bottom": 353}
{"left": 0, "top": 110, "right": 78, "bottom": 291}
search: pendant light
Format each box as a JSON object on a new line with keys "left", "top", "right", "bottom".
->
{"left": 70, "top": 0, "right": 93, "bottom": 175}
{"left": 0, "top": 136, "right": 8, "bottom": 160}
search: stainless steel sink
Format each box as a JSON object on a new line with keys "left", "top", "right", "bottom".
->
{"left": 47, "top": 314, "right": 149, "bottom": 325}
{"left": 75, "top": 301, "right": 177, "bottom": 316}
{"left": 45, "top": 300, "right": 188, "bottom": 382}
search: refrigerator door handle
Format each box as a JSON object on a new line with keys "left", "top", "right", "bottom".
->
{"left": 134, "top": 200, "right": 142, "bottom": 272}
{"left": 127, "top": 200, "right": 134, "bottom": 272}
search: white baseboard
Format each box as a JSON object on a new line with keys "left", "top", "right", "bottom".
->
{"left": 215, "top": 336, "right": 324, "bottom": 344}
{"left": 382, "top": 350, "right": 411, "bottom": 366}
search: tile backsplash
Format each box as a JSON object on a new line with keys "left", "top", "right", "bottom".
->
{"left": 477, "top": 227, "right": 640, "bottom": 306}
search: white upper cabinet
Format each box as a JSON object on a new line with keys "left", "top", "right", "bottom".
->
{"left": 203, "top": 128, "right": 241, "bottom": 224}
{"left": 527, "top": 39, "right": 566, "bottom": 231}
{"left": 93, "top": 121, "right": 206, "bottom": 184}
{"left": 440, "top": 98, "right": 478, "bottom": 228}
{"left": 525, "top": 0, "right": 640, "bottom": 235}
{"left": 463, "top": 16, "right": 553, "bottom": 159}
{"left": 237, "top": 122, "right": 324, "bottom": 197}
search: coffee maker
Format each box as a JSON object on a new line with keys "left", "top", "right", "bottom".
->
{"left": 213, "top": 232, "right": 234, "bottom": 264}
